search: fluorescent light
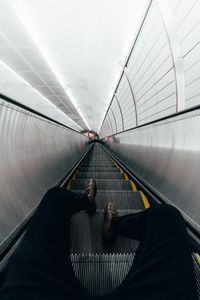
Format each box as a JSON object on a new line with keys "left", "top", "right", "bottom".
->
{"left": 0, "top": 59, "right": 83, "bottom": 130}
{"left": 10, "top": 0, "right": 90, "bottom": 130}
{"left": 65, "top": 87, "right": 91, "bottom": 130}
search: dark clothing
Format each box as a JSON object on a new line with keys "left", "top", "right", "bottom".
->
{"left": 0, "top": 187, "right": 197, "bottom": 300}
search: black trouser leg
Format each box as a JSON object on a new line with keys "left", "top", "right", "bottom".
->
{"left": 112, "top": 205, "right": 197, "bottom": 300}
{"left": 0, "top": 187, "right": 91, "bottom": 300}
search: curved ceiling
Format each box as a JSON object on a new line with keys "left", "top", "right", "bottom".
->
{"left": 0, "top": 0, "right": 149, "bottom": 132}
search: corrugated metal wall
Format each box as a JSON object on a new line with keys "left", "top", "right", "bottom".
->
{"left": 0, "top": 98, "right": 88, "bottom": 249}
{"left": 105, "top": 108, "right": 200, "bottom": 233}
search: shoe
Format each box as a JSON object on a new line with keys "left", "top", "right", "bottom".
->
{"left": 103, "top": 202, "right": 118, "bottom": 247}
{"left": 85, "top": 178, "right": 97, "bottom": 216}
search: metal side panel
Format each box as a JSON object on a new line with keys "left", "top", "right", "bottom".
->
{"left": 104, "top": 109, "right": 200, "bottom": 233}
{"left": 0, "top": 100, "right": 88, "bottom": 250}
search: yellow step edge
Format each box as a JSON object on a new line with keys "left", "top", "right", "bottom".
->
{"left": 111, "top": 158, "right": 124, "bottom": 174}
{"left": 193, "top": 252, "right": 200, "bottom": 265}
{"left": 119, "top": 167, "right": 123, "bottom": 174}
{"left": 130, "top": 180, "right": 137, "bottom": 191}
{"left": 66, "top": 180, "right": 72, "bottom": 190}
{"left": 124, "top": 173, "right": 129, "bottom": 181}
{"left": 140, "top": 191, "right": 151, "bottom": 209}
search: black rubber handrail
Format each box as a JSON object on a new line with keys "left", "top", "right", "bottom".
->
{"left": 0, "top": 92, "right": 82, "bottom": 134}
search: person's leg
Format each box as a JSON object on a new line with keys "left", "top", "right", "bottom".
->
{"left": 112, "top": 205, "right": 197, "bottom": 300}
{"left": 0, "top": 187, "right": 92, "bottom": 300}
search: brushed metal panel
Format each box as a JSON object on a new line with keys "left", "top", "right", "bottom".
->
{"left": 105, "top": 109, "right": 200, "bottom": 232}
{"left": 0, "top": 99, "right": 88, "bottom": 247}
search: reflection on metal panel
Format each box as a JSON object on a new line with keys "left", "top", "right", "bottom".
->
{"left": 106, "top": 109, "right": 200, "bottom": 232}
{"left": 0, "top": 99, "right": 88, "bottom": 247}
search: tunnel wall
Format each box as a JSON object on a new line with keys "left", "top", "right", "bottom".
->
{"left": 105, "top": 108, "right": 200, "bottom": 232}
{"left": 100, "top": 0, "right": 200, "bottom": 137}
{"left": 0, "top": 99, "right": 88, "bottom": 249}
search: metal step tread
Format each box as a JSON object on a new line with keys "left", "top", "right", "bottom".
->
{"left": 193, "top": 257, "right": 200, "bottom": 300}
{"left": 71, "top": 191, "right": 145, "bottom": 209}
{"left": 70, "top": 211, "right": 139, "bottom": 254}
{"left": 71, "top": 179, "right": 132, "bottom": 190}
{"left": 79, "top": 167, "right": 118, "bottom": 172}
{"left": 76, "top": 172, "right": 123, "bottom": 179}
{"left": 70, "top": 253, "right": 135, "bottom": 296}
{"left": 71, "top": 253, "right": 200, "bottom": 297}
{"left": 81, "top": 164, "right": 114, "bottom": 168}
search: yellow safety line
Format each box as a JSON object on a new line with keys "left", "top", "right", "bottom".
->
{"left": 119, "top": 167, "right": 123, "bottom": 174}
{"left": 130, "top": 180, "right": 137, "bottom": 191}
{"left": 193, "top": 252, "right": 200, "bottom": 265}
{"left": 67, "top": 170, "right": 79, "bottom": 190}
{"left": 110, "top": 156, "right": 150, "bottom": 209}
{"left": 111, "top": 159, "right": 120, "bottom": 169}
{"left": 66, "top": 180, "right": 72, "bottom": 190}
{"left": 140, "top": 191, "right": 151, "bottom": 209}
{"left": 124, "top": 173, "right": 129, "bottom": 181}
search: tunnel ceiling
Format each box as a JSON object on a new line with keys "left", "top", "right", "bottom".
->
{"left": 0, "top": 0, "right": 149, "bottom": 132}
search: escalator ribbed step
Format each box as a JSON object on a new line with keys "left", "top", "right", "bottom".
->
{"left": 70, "top": 253, "right": 135, "bottom": 296}
{"left": 71, "top": 191, "right": 145, "bottom": 210}
{"left": 76, "top": 172, "right": 124, "bottom": 179}
{"left": 71, "top": 179, "right": 132, "bottom": 190}
{"left": 95, "top": 191, "right": 145, "bottom": 209}
{"left": 82, "top": 162, "right": 114, "bottom": 167}
{"left": 70, "top": 211, "right": 139, "bottom": 254}
{"left": 79, "top": 167, "right": 118, "bottom": 172}
{"left": 70, "top": 143, "right": 144, "bottom": 296}
{"left": 192, "top": 255, "right": 200, "bottom": 300}
{"left": 82, "top": 165, "right": 114, "bottom": 168}
{"left": 69, "top": 144, "right": 200, "bottom": 298}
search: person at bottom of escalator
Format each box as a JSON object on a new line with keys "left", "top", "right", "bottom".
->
{"left": 0, "top": 179, "right": 197, "bottom": 300}
{"left": 103, "top": 202, "right": 198, "bottom": 300}
{"left": 0, "top": 179, "right": 97, "bottom": 300}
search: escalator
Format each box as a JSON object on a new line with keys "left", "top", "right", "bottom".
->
{"left": 67, "top": 142, "right": 147, "bottom": 296}
{"left": 1, "top": 142, "right": 200, "bottom": 298}
{"left": 66, "top": 142, "right": 200, "bottom": 298}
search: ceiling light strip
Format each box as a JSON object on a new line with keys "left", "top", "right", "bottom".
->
{"left": 0, "top": 59, "right": 83, "bottom": 130}
{"left": 10, "top": 1, "right": 89, "bottom": 130}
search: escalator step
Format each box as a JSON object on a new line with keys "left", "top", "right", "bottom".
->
{"left": 79, "top": 167, "right": 118, "bottom": 172}
{"left": 71, "top": 191, "right": 145, "bottom": 210}
{"left": 192, "top": 255, "right": 200, "bottom": 299}
{"left": 69, "top": 143, "right": 145, "bottom": 296}
{"left": 76, "top": 172, "right": 124, "bottom": 179}
{"left": 70, "top": 211, "right": 139, "bottom": 254}
{"left": 82, "top": 161, "right": 114, "bottom": 166}
{"left": 71, "top": 253, "right": 135, "bottom": 296}
{"left": 95, "top": 191, "right": 145, "bottom": 210}
{"left": 71, "top": 179, "right": 132, "bottom": 190}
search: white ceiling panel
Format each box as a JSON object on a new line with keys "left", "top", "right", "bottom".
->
{"left": 0, "top": 0, "right": 88, "bottom": 130}
{"left": 0, "top": 48, "right": 28, "bottom": 71}
{"left": 18, "top": 71, "right": 45, "bottom": 86}
{"left": 0, "top": 32, "right": 10, "bottom": 47}
{"left": 1, "top": 0, "right": 149, "bottom": 132}
{"left": 0, "top": 60, "right": 82, "bottom": 131}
